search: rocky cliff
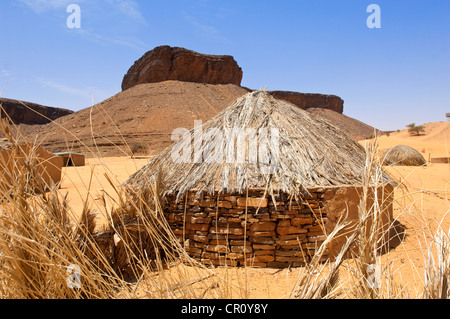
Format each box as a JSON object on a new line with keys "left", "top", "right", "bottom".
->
{"left": 122, "top": 46, "right": 243, "bottom": 91}
{"left": 267, "top": 90, "right": 344, "bottom": 114}
{"left": 123, "top": 46, "right": 344, "bottom": 114}
{"left": 0, "top": 98, "right": 74, "bottom": 125}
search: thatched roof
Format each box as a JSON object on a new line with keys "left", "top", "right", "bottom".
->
{"left": 382, "top": 145, "right": 426, "bottom": 166}
{"left": 125, "top": 90, "right": 386, "bottom": 200}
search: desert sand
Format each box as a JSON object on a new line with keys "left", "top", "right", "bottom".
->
{"left": 57, "top": 121, "right": 449, "bottom": 298}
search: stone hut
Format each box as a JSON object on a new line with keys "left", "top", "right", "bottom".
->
{"left": 55, "top": 152, "right": 86, "bottom": 167}
{"left": 382, "top": 145, "right": 426, "bottom": 166}
{"left": 125, "top": 90, "right": 394, "bottom": 268}
{"left": 0, "top": 143, "right": 63, "bottom": 192}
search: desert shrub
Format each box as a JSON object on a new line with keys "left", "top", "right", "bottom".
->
{"left": 406, "top": 123, "right": 425, "bottom": 136}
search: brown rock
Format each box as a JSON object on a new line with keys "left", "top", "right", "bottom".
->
{"left": 237, "top": 197, "right": 268, "bottom": 208}
{"left": 224, "top": 196, "right": 237, "bottom": 202}
{"left": 198, "top": 200, "right": 216, "bottom": 208}
{"left": 247, "top": 255, "right": 274, "bottom": 263}
{"left": 247, "top": 231, "right": 276, "bottom": 237}
{"left": 191, "top": 234, "right": 209, "bottom": 243}
{"left": 186, "top": 223, "right": 210, "bottom": 232}
{"left": 202, "top": 252, "right": 220, "bottom": 260}
{"left": 122, "top": 46, "right": 243, "bottom": 90}
{"left": 210, "top": 227, "right": 244, "bottom": 236}
{"left": 229, "top": 240, "right": 251, "bottom": 246}
{"left": 209, "top": 238, "right": 229, "bottom": 245}
{"left": 266, "top": 91, "right": 344, "bottom": 114}
{"left": 188, "top": 217, "right": 212, "bottom": 224}
{"left": 218, "top": 201, "right": 232, "bottom": 208}
{"left": 275, "top": 250, "right": 303, "bottom": 257}
{"left": 278, "top": 220, "right": 291, "bottom": 227}
{"left": 291, "top": 218, "right": 314, "bottom": 226}
{"left": 275, "top": 256, "right": 305, "bottom": 263}
{"left": 253, "top": 244, "right": 276, "bottom": 250}
{"left": 254, "top": 250, "right": 274, "bottom": 256}
{"left": 276, "top": 226, "right": 308, "bottom": 236}
{"left": 249, "top": 221, "right": 276, "bottom": 232}
{"left": 0, "top": 98, "right": 73, "bottom": 125}
{"left": 206, "top": 245, "right": 229, "bottom": 253}
{"left": 231, "top": 245, "right": 253, "bottom": 254}
{"left": 249, "top": 237, "right": 276, "bottom": 245}
{"left": 226, "top": 253, "right": 245, "bottom": 260}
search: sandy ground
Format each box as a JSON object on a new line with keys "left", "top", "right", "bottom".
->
{"left": 57, "top": 122, "right": 450, "bottom": 299}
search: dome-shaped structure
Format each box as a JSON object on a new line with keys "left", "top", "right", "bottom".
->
{"left": 125, "top": 90, "right": 394, "bottom": 268}
{"left": 382, "top": 145, "right": 426, "bottom": 166}
{"left": 126, "top": 90, "right": 389, "bottom": 197}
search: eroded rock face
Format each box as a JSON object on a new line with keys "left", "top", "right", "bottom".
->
{"left": 267, "top": 91, "right": 344, "bottom": 114}
{"left": 122, "top": 46, "right": 243, "bottom": 91}
{"left": 0, "top": 98, "right": 74, "bottom": 125}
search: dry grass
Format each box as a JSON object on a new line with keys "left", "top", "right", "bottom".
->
{"left": 0, "top": 118, "right": 226, "bottom": 299}
{"left": 126, "top": 90, "right": 391, "bottom": 202}
{"left": 0, "top": 97, "right": 449, "bottom": 300}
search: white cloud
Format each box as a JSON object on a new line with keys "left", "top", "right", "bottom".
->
{"left": 184, "top": 14, "right": 218, "bottom": 36}
{"left": 107, "top": 0, "right": 147, "bottom": 24}
{"left": 17, "top": 0, "right": 79, "bottom": 13}
{"left": 73, "top": 29, "right": 148, "bottom": 51}
{"left": 183, "top": 14, "right": 227, "bottom": 43}
{"left": 37, "top": 78, "right": 110, "bottom": 104}
{"left": 0, "top": 70, "right": 11, "bottom": 78}
{"left": 18, "top": 0, "right": 146, "bottom": 25}
{"left": 18, "top": 0, "right": 148, "bottom": 50}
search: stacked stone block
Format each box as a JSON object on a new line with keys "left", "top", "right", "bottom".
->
{"left": 164, "top": 189, "right": 329, "bottom": 268}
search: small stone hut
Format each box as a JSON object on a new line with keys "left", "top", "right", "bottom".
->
{"left": 0, "top": 143, "right": 63, "bottom": 192}
{"left": 382, "top": 145, "right": 426, "bottom": 166}
{"left": 125, "top": 90, "right": 394, "bottom": 268}
{"left": 55, "top": 152, "right": 86, "bottom": 167}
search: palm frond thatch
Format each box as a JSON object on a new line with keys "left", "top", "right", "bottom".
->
{"left": 382, "top": 144, "right": 426, "bottom": 166}
{"left": 125, "top": 90, "right": 390, "bottom": 200}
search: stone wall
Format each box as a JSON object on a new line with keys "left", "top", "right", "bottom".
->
{"left": 0, "top": 143, "right": 63, "bottom": 191}
{"left": 164, "top": 188, "right": 333, "bottom": 268}
{"left": 164, "top": 185, "right": 394, "bottom": 268}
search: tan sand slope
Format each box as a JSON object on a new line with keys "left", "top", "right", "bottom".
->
{"left": 17, "top": 81, "right": 249, "bottom": 157}
{"left": 375, "top": 121, "right": 450, "bottom": 160}
{"left": 14, "top": 81, "right": 380, "bottom": 158}
{"left": 56, "top": 120, "right": 449, "bottom": 298}
{"left": 307, "top": 107, "right": 381, "bottom": 141}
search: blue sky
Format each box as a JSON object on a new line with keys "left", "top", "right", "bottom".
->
{"left": 0, "top": 0, "right": 449, "bottom": 131}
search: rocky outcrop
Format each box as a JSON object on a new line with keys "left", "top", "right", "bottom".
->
{"left": 122, "top": 46, "right": 243, "bottom": 91}
{"left": 0, "top": 98, "right": 74, "bottom": 125}
{"left": 122, "top": 45, "right": 344, "bottom": 113}
{"left": 267, "top": 91, "right": 344, "bottom": 114}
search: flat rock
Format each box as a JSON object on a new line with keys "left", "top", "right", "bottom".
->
{"left": 122, "top": 45, "right": 243, "bottom": 90}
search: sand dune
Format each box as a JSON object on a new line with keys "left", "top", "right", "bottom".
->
{"left": 374, "top": 121, "right": 450, "bottom": 159}
{"left": 51, "top": 119, "right": 449, "bottom": 298}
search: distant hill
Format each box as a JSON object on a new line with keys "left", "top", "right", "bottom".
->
{"left": 14, "top": 80, "right": 382, "bottom": 157}
{"left": 0, "top": 97, "right": 74, "bottom": 125}
{"left": 307, "top": 108, "right": 382, "bottom": 141}
{"left": 16, "top": 81, "right": 249, "bottom": 157}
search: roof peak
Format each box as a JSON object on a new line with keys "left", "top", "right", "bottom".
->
{"left": 125, "top": 90, "right": 378, "bottom": 198}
